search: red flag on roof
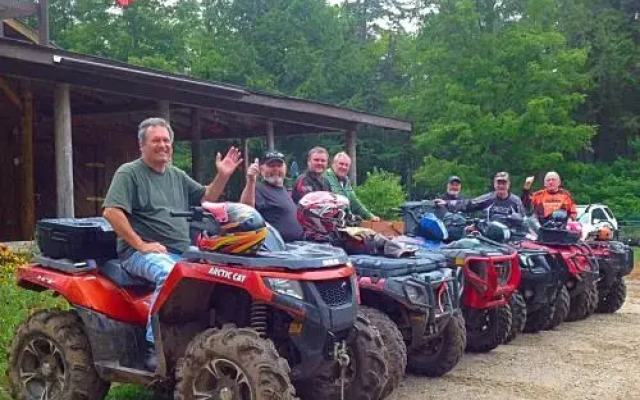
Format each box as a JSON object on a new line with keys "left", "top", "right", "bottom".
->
{"left": 116, "top": 0, "right": 135, "bottom": 8}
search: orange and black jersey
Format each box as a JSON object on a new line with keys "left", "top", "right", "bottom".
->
{"left": 521, "top": 188, "right": 577, "bottom": 222}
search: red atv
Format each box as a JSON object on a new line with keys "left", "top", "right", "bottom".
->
{"left": 401, "top": 202, "right": 520, "bottom": 353}
{"left": 520, "top": 211, "right": 599, "bottom": 325}
{"left": 583, "top": 228, "right": 634, "bottom": 313}
{"left": 7, "top": 208, "right": 388, "bottom": 400}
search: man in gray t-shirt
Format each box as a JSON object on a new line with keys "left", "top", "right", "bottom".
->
{"left": 102, "top": 117, "right": 242, "bottom": 370}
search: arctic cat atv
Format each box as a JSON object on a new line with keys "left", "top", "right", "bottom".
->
{"left": 400, "top": 201, "right": 520, "bottom": 353}
{"left": 520, "top": 210, "right": 600, "bottom": 325}
{"left": 582, "top": 226, "right": 634, "bottom": 314}
{"left": 8, "top": 206, "right": 388, "bottom": 400}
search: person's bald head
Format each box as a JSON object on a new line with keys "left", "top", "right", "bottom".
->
{"left": 332, "top": 152, "right": 351, "bottom": 179}
{"left": 544, "top": 171, "right": 561, "bottom": 192}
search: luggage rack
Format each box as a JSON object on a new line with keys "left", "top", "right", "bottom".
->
{"left": 182, "top": 242, "right": 349, "bottom": 270}
{"left": 35, "top": 254, "right": 97, "bottom": 274}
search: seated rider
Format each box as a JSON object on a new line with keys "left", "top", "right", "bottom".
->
{"left": 323, "top": 151, "right": 380, "bottom": 222}
{"left": 291, "top": 146, "right": 331, "bottom": 204}
{"left": 240, "top": 150, "right": 304, "bottom": 242}
{"left": 442, "top": 175, "right": 465, "bottom": 201}
{"left": 521, "top": 171, "right": 577, "bottom": 224}
{"left": 436, "top": 171, "right": 525, "bottom": 222}
{"left": 102, "top": 117, "right": 242, "bottom": 371}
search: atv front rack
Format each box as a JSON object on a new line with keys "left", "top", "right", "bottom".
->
{"left": 182, "top": 242, "right": 349, "bottom": 270}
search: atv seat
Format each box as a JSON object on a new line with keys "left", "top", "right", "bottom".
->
{"left": 100, "top": 259, "right": 154, "bottom": 289}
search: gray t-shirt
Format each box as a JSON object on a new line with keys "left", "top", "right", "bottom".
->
{"left": 103, "top": 158, "right": 206, "bottom": 259}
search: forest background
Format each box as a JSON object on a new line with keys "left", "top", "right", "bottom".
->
{"left": 36, "top": 0, "right": 640, "bottom": 218}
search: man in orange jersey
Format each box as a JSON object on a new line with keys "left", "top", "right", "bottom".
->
{"left": 521, "top": 171, "right": 577, "bottom": 224}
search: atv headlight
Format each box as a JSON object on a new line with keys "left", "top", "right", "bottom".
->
{"left": 263, "top": 278, "right": 304, "bottom": 300}
{"left": 405, "top": 284, "right": 428, "bottom": 305}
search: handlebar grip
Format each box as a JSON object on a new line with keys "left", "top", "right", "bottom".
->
{"left": 170, "top": 211, "right": 193, "bottom": 218}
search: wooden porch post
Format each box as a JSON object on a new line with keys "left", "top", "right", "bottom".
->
{"left": 345, "top": 129, "right": 357, "bottom": 184}
{"left": 38, "top": 0, "right": 50, "bottom": 45}
{"left": 158, "top": 100, "right": 171, "bottom": 123}
{"left": 190, "top": 108, "right": 203, "bottom": 182}
{"left": 242, "top": 137, "right": 250, "bottom": 183}
{"left": 21, "top": 83, "right": 35, "bottom": 238}
{"left": 54, "top": 84, "right": 74, "bottom": 217}
{"left": 266, "top": 120, "right": 275, "bottom": 151}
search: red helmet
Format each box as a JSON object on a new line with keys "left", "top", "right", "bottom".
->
{"left": 197, "top": 202, "right": 267, "bottom": 254}
{"left": 297, "top": 191, "right": 350, "bottom": 235}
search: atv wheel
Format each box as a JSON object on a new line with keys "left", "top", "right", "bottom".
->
{"left": 545, "top": 285, "right": 570, "bottom": 330}
{"left": 566, "top": 286, "right": 591, "bottom": 322}
{"left": 504, "top": 292, "right": 526, "bottom": 344}
{"left": 407, "top": 312, "right": 465, "bottom": 377}
{"left": 463, "top": 305, "right": 511, "bottom": 353}
{"left": 359, "top": 307, "right": 406, "bottom": 398}
{"left": 597, "top": 277, "right": 627, "bottom": 313}
{"left": 296, "top": 313, "right": 388, "bottom": 400}
{"left": 175, "top": 326, "right": 297, "bottom": 400}
{"left": 7, "top": 310, "right": 110, "bottom": 400}
{"left": 586, "top": 282, "right": 599, "bottom": 316}
{"left": 523, "top": 301, "right": 555, "bottom": 333}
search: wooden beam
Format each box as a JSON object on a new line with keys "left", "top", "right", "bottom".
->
{"left": 54, "top": 84, "right": 74, "bottom": 217}
{"left": 157, "top": 100, "right": 171, "bottom": 123}
{"left": 0, "top": 0, "right": 37, "bottom": 19}
{"left": 345, "top": 130, "right": 357, "bottom": 184}
{"left": 0, "top": 77, "right": 22, "bottom": 111}
{"left": 37, "top": 0, "right": 50, "bottom": 45}
{"left": 21, "top": 81, "right": 35, "bottom": 239}
{"left": 190, "top": 108, "right": 203, "bottom": 182}
{"left": 266, "top": 120, "right": 275, "bottom": 151}
{"left": 242, "top": 138, "right": 250, "bottom": 184}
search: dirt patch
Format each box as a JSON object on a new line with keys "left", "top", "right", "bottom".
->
{"left": 389, "top": 278, "right": 640, "bottom": 400}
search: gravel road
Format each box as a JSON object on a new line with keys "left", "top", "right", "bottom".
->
{"left": 389, "top": 272, "right": 640, "bottom": 400}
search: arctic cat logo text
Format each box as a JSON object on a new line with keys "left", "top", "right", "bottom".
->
{"left": 208, "top": 267, "right": 247, "bottom": 283}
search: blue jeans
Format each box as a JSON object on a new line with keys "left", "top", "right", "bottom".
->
{"left": 121, "top": 251, "right": 181, "bottom": 343}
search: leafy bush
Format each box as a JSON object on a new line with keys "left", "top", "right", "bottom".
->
{"left": 355, "top": 169, "right": 407, "bottom": 220}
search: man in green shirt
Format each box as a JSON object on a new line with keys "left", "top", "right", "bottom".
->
{"left": 102, "top": 117, "right": 242, "bottom": 370}
{"left": 323, "top": 152, "right": 380, "bottom": 222}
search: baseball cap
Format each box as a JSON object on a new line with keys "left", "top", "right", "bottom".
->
{"left": 494, "top": 171, "right": 510, "bottom": 182}
{"left": 261, "top": 150, "right": 285, "bottom": 164}
{"left": 448, "top": 175, "right": 462, "bottom": 184}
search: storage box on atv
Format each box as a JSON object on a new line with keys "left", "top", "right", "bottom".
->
{"left": 36, "top": 218, "right": 117, "bottom": 260}
{"left": 538, "top": 227, "right": 580, "bottom": 244}
{"left": 350, "top": 252, "right": 448, "bottom": 278}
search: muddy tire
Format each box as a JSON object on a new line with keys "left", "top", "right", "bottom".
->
{"left": 523, "top": 300, "right": 555, "bottom": 333}
{"left": 295, "top": 313, "right": 388, "bottom": 400}
{"left": 7, "top": 309, "right": 110, "bottom": 400}
{"left": 407, "top": 311, "right": 465, "bottom": 377}
{"left": 566, "top": 286, "right": 590, "bottom": 322}
{"left": 545, "top": 285, "right": 570, "bottom": 330}
{"left": 175, "top": 326, "right": 297, "bottom": 400}
{"left": 597, "top": 277, "right": 626, "bottom": 313}
{"left": 464, "top": 305, "right": 511, "bottom": 353}
{"left": 586, "top": 282, "right": 599, "bottom": 316}
{"left": 359, "top": 306, "right": 405, "bottom": 398}
{"left": 504, "top": 292, "right": 527, "bottom": 344}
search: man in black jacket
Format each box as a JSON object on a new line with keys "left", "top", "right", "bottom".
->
{"left": 291, "top": 146, "right": 331, "bottom": 203}
{"left": 436, "top": 172, "right": 524, "bottom": 220}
